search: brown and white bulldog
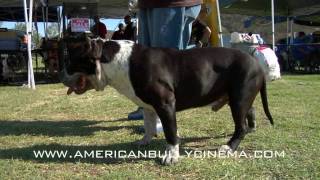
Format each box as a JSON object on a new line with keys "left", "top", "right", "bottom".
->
{"left": 61, "top": 36, "right": 273, "bottom": 165}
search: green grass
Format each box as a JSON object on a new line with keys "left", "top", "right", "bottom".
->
{"left": 0, "top": 74, "right": 319, "bottom": 179}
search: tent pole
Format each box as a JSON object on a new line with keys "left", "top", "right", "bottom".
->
{"left": 286, "top": 17, "right": 290, "bottom": 51}
{"left": 215, "top": 0, "right": 224, "bottom": 47}
{"left": 62, "top": 3, "right": 66, "bottom": 36}
{"left": 24, "top": 0, "right": 35, "bottom": 89}
{"left": 29, "top": 0, "right": 35, "bottom": 89}
{"left": 290, "top": 18, "right": 294, "bottom": 41}
{"left": 23, "top": 0, "right": 30, "bottom": 88}
{"left": 57, "top": 7, "right": 62, "bottom": 38}
{"left": 136, "top": 18, "right": 139, "bottom": 43}
{"left": 42, "top": 7, "right": 47, "bottom": 39}
{"left": 45, "top": 6, "right": 48, "bottom": 39}
{"left": 271, "top": 0, "right": 275, "bottom": 50}
{"left": 289, "top": 18, "right": 294, "bottom": 70}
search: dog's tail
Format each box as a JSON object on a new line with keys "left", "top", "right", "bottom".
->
{"left": 260, "top": 78, "right": 274, "bottom": 125}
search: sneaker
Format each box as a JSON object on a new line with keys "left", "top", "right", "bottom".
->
{"left": 128, "top": 107, "right": 144, "bottom": 120}
{"left": 136, "top": 120, "right": 163, "bottom": 134}
{"left": 156, "top": 121, "right": 163, "bottom": 134}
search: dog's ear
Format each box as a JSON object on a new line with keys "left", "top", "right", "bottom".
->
{"left": 90, "top": 39, "right": 104, "bottom": 61}
{"left": 101, "top": 41, "right": 121, "bottom": 63}
{"left": 88, "top": 39, "right": 104, "bottom": 80}
{"left": 90, "top": 40, "right": 120, "bottom": 63}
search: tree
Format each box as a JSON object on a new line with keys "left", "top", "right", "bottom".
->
{"left": 14, "top": 22, "right": 41, "bottom": 48}
{"left": 46, "top": 23, "right": 59, "bottom": 38}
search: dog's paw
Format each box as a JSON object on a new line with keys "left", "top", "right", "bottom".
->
{"left": 161, "top": 144, "right": 180, "bottom": 165}
{"left": 219, "top": 145, "right": 233, "bottom": 153}
{"left": 247, "top": 127, "right": 256, "bottom": 133}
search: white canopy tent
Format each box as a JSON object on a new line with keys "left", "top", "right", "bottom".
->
{"left": 213, "top": 0, "right": 277, "bottom": 48}
{"left": 1, "top": 0, "right": 319, "bottom": 89}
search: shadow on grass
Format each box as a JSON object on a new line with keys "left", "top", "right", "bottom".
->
{"left": 0, "top": 72, "right": 61, "bottom": 87}
{"left": 0, "top": 119, "right": 231, "bottom": 164}
{"left": 0, "top": 119, "right": 142, "bottom": 137}
{"left": 0, "top": 137, "right": 213, "bottom": 164}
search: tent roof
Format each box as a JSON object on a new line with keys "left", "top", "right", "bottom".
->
{"left": 221, "top": 0, "right": 320, "bottom": 16}
{"left": 0, "top": 7, "right": 58, "bottom": 22}
{"left": 0, "top": 0, "right": 319, "bottom": 22}
{"left": 0, "top": 0, "right": 129, "bottom": 19}
{"left": 294, "top": 12, "right": 320, "bottom": 26}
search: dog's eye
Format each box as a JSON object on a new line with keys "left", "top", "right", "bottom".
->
{"left": 90, "top": 58, "right": 96, "bottom": 64}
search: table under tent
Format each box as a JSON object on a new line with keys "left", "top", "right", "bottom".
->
{"left": 219, "top": 0, "right": 320, "bottom": 73}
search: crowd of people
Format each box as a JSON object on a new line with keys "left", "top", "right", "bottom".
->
{"left": 111, "top": 15, "right": 137, "bottom": 41}
{"left": 90, "top": 14, "right": 137, "bottom": 41}
{"left": 91, "top": 8, "right": 211, "bottom": 48}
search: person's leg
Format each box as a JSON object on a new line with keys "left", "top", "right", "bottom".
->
{"left": 132, "top": 6, "right": 201, "bottom": 127}
{"left": 128, "top": 9, "right": 151, "bottom": 120}
{"left": 182, "top": 5, "right": 201, "bottom": 49}
{"left": 148, "top": 7, "right": 184, "bottom": 49}
{"left": 148, "top": 5, "right": 200, "bottom": 50}
{"left": 138, "top": 9, "right": 151, "bottom": 46}
{"left": 133, "top": 7, "right": 186, "bottom": 131}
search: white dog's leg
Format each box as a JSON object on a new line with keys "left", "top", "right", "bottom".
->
{"left": 162, "top": 144, "right": 180, "bottom": 165}
{"left": 136, "top": 108, "right": 158, "bottom": 145}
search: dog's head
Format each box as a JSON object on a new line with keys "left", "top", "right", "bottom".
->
{"left": 61, "top": 34, "right": 120, "bottom": 95}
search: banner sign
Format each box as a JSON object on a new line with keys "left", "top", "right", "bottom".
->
{"left": 71, "top": 18, "right": 90, "bottom": 32}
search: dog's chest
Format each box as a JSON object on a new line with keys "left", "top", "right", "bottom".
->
{"left": 102, "top": 42, "right": 153, "bottom": 109}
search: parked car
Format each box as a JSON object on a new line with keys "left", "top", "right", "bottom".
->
{"left": 0, "top": 28, "right": 28, "bottom": 81}
{"left": 0, "top": 28, "right": 28, "bottom": 52}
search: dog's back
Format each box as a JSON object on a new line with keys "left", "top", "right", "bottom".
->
{"left": 131, "top": 46, "right": 263, "bottom": 111}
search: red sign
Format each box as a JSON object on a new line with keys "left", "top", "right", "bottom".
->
{"left": 71, "top": 18, "right": 90, "bottom": 32}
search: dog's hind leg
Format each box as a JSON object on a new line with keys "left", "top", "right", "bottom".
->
{"left": 220, "top": 101, "right": 248, "bottom": 152}
{"left": 220, "top": 84, "right": 258, "bottom": 152}
{"left": 246, "top": 107, "right": 256, "bottom": 133}
{"left": 136, "top": 108, "right": 158, "bottom": 146}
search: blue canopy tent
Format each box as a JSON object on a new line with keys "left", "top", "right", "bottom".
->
{"left": 294, "top": 12, "right": 320, "bottom": 26}
{"left": 219, "top": 0, "right": 320, "bottom": 49}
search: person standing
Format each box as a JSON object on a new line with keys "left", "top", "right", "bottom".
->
{"left": 111, "top": 23, "right": 125, "bottom": 40}
{"left": 189, "top": 18, "right": 211, "bottom": 48}
{"left": 91, "top": 15, "right": 107, "bottom": 39}
{"left": 137, "top": 0, "right": 202, "bottom": 49}
{"left": 123, "top": 15, "right": 137, "bottom": 41}
{"left": 128, "top": 0, "right": 202, "bottom": 132}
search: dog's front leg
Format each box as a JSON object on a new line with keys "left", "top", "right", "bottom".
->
{"left": 136, "top": 108, "right": 158, "bottom": 145}
{"left": 156, "top": 104, "right": 180, "bottom": 165}
{"left": 152, "top": 93, "right": 180, "bottom": 165}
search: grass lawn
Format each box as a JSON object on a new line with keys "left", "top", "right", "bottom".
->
{"left": 0, "top": 74, "right": 319, "bottom": 179}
